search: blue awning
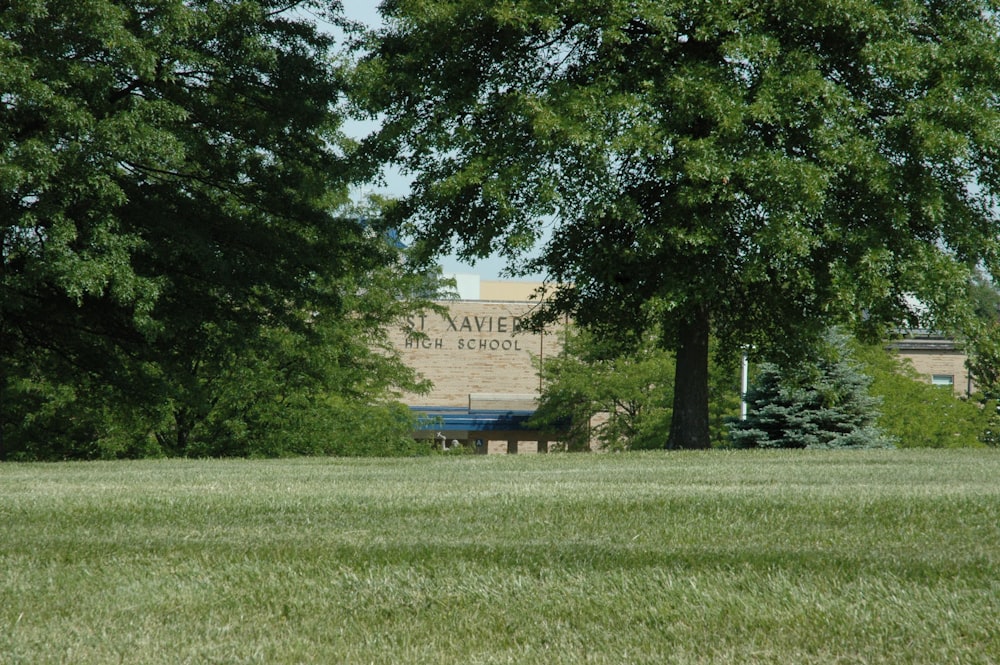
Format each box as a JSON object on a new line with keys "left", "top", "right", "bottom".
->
{"left": 411, "top": 406, "right": 538, "bottom": 432}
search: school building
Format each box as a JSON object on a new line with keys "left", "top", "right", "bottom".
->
{"left": 888, "top": 332, "right": 973, "bottom": 395}
{"left": 388, "top": 277, "right": 975, "bottom": 453}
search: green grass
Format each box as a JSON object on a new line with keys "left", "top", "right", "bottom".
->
{"left": 2, "top": 450, "right": 999, "bottom": 664}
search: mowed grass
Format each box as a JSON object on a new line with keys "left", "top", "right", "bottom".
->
{"left": 2, "top": 450, "right": 999, "bottom": 664}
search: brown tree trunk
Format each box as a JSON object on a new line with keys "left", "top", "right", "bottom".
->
{"left": 667, "top": 306, "right": 711, "bottom": 449}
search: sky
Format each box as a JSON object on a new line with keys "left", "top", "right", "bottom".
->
{"left": 337, "top": 1, "right": 542, "bottom": 281}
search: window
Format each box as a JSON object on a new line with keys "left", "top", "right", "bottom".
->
{"left": 931, "top": 374, "right": 955, "bottom": 387}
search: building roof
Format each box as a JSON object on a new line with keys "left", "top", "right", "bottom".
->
{"left": 887, "top": 332, "right": 964, "bottom": 352}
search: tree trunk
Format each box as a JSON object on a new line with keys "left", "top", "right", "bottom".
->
{"left": 667, "top": 306, "right": 711, "bottom": 449}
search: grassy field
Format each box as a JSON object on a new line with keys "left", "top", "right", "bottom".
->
{"left": 2, "top": 450, "right": 999, "bottom": 664}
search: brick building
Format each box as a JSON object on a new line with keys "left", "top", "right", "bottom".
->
{"left": 888, "top": 332, "right": 973, "bottom": 395}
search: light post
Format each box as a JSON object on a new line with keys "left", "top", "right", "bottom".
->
{"left": 740, "top": 349, "right": 749, "bottom": 420}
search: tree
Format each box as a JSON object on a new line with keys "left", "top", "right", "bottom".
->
{"left": 531, "top": 326, "right": 741, "bottom": 449}
{"left": 530, "top": 328, "right": 676, "bottom": 451}
{"left": 1, "top": 1, "right": 436, "bottom": 458}
{"left": 358, "top": 0, "right": 1000, "bottom": 449}
{"left": 144, "top": 223, "right": 438, "bottom": 458}
{"left": 729, "top": 331, "right": 892, "bottom": 448}
{"left": 964, "top": 271, "right": 1000, "bottom": 401}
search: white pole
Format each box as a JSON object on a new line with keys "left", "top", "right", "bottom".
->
{"left": 740, "top": 350, "right": 749, "bottom": 420}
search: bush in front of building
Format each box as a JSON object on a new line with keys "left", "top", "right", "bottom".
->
{"left": 528, "top": 329, "right": 674, "bottom": 451}
{"left": 854, "top": 343, "right": 999, "bottom": 448}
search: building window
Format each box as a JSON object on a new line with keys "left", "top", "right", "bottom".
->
{"left": 931, "top": 374, "right": 955, "bottom": 387}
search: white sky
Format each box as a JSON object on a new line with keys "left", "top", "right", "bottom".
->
{"left": 338, "top": 1, "right": 542, "bottom": 281}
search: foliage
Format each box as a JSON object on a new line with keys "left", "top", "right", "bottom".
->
{"left": 963, "top": 271, "right": 1000, "bottom": 401}
{"left": 966, "top": 326, "right": 1000, "bottom": 402}
{"left": 531, "top": 327, "right": 740, "bottom": 450}
{"left": 854, "top": 342, "right": 997, "bottom": 448}
{"left": 967, "top": 270, "right": 1000, "bottom": 324}
{"left": 3, "top": 209, "right": 438, "bottom": 460}
{"left": 1, "top": 369, "right": 160, "bottom": 462}
{"left": 1, "top": 1, "right": 437, "bottom": 459}
{"left": 530, "top": 328, "right": 676, "bottom": 451}
{"left": 359, "top": 0, "right": 1000, "bottom": 449}
{"left": 730, "top": 331, "right": 892, "bottom": 449}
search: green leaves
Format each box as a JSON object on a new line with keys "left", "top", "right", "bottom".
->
{"left": 531, "top": 327, "right": 678, "bottom": 450}
{"left": 856, "top": 341, "right": 997, "bottom": 448}
{"left": 2, "top": 2, "right": 442, "bottom": 458}
{"left": 532, "top": 326, "right": 741, "bottom": 449}
{"left": 365, "top": 0, "right": 1000, "bottom": 323}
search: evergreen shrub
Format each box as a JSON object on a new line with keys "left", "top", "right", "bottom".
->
{"left": 730, "top": 333, "right": 893, "bottom": 449}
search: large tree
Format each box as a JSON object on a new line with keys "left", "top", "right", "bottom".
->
{"left": 1, "top": 1, "right": 434, "bottom": 458}
{"left": 358, "top": 0, "right": 1000, "bottom": 448}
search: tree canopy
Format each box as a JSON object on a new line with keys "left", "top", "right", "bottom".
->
{"left": 359, "top": 0, "right": 1000, "bottom": 448}
{"left": 1, "top": 0, "right": 437, "bottom": 459}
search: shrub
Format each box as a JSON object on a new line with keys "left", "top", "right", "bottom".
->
{"left": 854, "top": 343, "right": 996, "bottom": 448}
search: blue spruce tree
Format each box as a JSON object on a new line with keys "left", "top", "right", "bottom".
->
{"left": 730, "top": 332, "right": 893, "bottom": 449}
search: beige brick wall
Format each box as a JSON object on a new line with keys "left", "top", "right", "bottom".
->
{"left": 392, "top": 302, "right": 974, "bottom": 404}
{"left": 479, "top": 280, "right": 550, "bottom": 301}
{"left": 389, "top": 300, "right": 565, "bottom": 407}
{"left": 895, "top": 348, "right": 972, "bottom": 395}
